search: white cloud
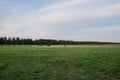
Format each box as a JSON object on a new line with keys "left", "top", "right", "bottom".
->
{"left": 58, "top": 25, "right": 120, "bottom": 42}
{"left": 94, "top": 2, "right": 120, "bottom": 17}
{"left": 38, "top": 0, "right": 87, "bottom": 12}
{"left": 0, "top": 0, "right": 120, "bottom": 41}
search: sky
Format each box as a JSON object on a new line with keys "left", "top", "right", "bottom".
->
{"left": 0, "top": 0, "right": 120, "bottom": 42}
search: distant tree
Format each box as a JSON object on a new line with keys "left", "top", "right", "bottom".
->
{"left": 7, "top": 37, "right": 12, "bottom": 45}
{"left": 0, "top": 36, "right": 119, "bottom": 45}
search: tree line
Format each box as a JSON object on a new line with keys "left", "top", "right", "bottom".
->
{"left": 0, "top": 37, "right": 119, "bottom": 45}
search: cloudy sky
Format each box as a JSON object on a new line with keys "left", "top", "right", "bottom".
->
{"left": 0, "top": 0, "right": 120, "bottom": 42}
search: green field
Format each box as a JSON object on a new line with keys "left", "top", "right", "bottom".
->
{"left": 0, "top": 45, "right": 120, "bottom": 80}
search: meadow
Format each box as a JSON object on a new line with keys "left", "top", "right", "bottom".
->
{"left": 0, "top": 45, "right": 120, "bottom": 80}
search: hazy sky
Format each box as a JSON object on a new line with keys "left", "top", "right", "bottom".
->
{"left": 0, "top": 0, "right": 120, "bottom": 42}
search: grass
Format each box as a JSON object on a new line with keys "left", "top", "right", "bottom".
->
{"left": 0, "top": 45, "right": 120, "bottom": 80}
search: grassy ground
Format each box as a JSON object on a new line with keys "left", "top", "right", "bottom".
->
{"left": 0, "top": 45, "right": 120, "bottom": 80}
